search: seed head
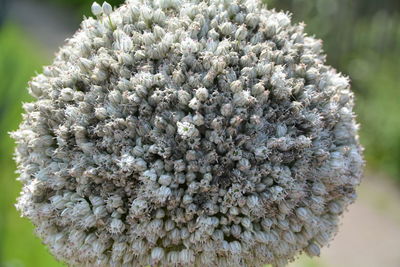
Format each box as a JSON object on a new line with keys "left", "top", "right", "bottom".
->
{"left": 12, "top": 0, "right": 364, "bottom": 266}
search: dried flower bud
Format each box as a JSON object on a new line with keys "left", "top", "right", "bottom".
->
{"left": 158, "top": 174, "right": 173, "bottom": 186}
{"left": 230, "top": 80, "right": 243, "bottom": 93}
{"left": 195, "top": 87, "right": 209, "bottom": 102}
{"left": 235, "top": 25, "right": 248, "bottom": 41}
{"left": 60, "top": 88, "right": 74, "bottom": 102}
{"left": 151, "top": 247, "right": 165, "bottom": 264}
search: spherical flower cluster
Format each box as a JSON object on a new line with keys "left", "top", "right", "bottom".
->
{"left": 12, "top": 0, "right": 364, "bottom": 266}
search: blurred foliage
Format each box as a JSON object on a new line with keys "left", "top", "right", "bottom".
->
{"left": 0, "top": 23, "right": 63, "bottom": 267}
{"left": 267, "top": 0, "right": 400, "bottom": 180}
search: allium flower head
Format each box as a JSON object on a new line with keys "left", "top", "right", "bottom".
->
{"left": 12, "top": 0, "right": 364, "bottom": 266}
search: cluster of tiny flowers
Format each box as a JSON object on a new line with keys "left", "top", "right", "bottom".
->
{"left": 12, "top": 0, "right": 364, "bottom": 266}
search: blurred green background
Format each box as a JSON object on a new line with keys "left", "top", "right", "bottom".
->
{"left": 0, "top": 0, "right": 399, "bottom": 266}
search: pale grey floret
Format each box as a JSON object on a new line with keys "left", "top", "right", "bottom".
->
{"left": 91, "top": 2, "right": 103, "bottom": 16}
{"left": 102, "top": 1, "right": 112, "bottom": 15}
{"left": 11, "top": 0, "right": 364, "bottom": 266}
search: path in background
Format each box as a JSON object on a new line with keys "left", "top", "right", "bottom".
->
{"left": 5, "top": 1, "right": 400, "bottom": 267}
{"left": 291, "top": 173, "right": 400, "bottom": 267}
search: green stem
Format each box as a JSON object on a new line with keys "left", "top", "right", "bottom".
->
{"left": 108, "top": 15, "right": 116, "bottom": 31}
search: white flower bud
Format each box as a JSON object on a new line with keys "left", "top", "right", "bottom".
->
{"left": 235, "top": 25, "right": 248, "bottom": 40}
{"left": 165, "top": 219, "right": 175, "bottom": 231}
{"left": 306, "top": 243, "right": 320, "bottom": 257}
{"left": 181, "top": 37, "right": 199, "bottom": 54}
{"left": 233, "top": 91, "right": 252, "bottom": 107}
{"left": 109, "top": 218, "right": 125, "bottom": 234}
{"left": 237, "top": 158, "right": 251, "bottom": 171}
{"left": 157, "top": 186, "right": 171, "bottom": 202}
{"left": 142, "top": 169, "right": 158, "bottom": 182}
{"left": 78, "top": 57, "right": 94, "bottom": 72}
{"left": 328, "top": 201, "right": 343, "bottom": 214}
{"left": 153, "top": 25, "right": 166, "bottom": 39}
{"left": 182, "top": 194, "right": 193, "bottom": 205}
{"left": 69, "top": 230, "right": 86, "bottom": 247}
{"left": 94, "top": 205, "right": 107, "bottom": 218}
{"left": 255, "top": 231, "right": 270, "bottom": 244}
{"left": 231, "top": 224, "right": 242, "bottom": 238}
{"left": 219, "top": 22, "right": 234, "bottom": 36}
{"left": 192, "top": 113, "right": 204, "bottom": 126}
{"left": 230, "top": 80, "right": 243, "bottom": 93}
{"left": 188, "top": 97, "right": 201, "bottom": 110}
{"left": 240, "top": 217, "right": 252, "bottom": 229}
{"left": 29, "top": 81, "right": 43, "bottom": 97}
{"left": 91, "top": 2, "right": 103, "bottom": 16}
{"left": 283, "top": 231, "right": 296, "bottom": 244}
{"left": 131, "top": 240, "right": 147, "bottom": 256}
{"left": 153, "top": 9, "right": 166, "bottom": 23}
{"left": 260, "top": 218, "right": 273, "bottom": 232}
{"left": 229, "top": 207, "right": 239, "bottom": 216}
{"left": 140, "top": 6, "right": 153, "bottom": 21}
{"left": 102, "top": 1, "right": 112, "bottom": 15}
{"left": 195, "top": 87, "right": 209, "bottom": 101}
{"left": 295, "top": 207, "right": 309, "bottom": 221}
{"left": 178, "top": 90, "right": 191, "bottom": 105}
{"left": 151, "top": 247, "right": 165, "bottom": 264}
{"left": 158, "top": 174, "right": 172, "bottom": 186}
{"left": 154, "top": 209, "right": 165, "bottom": 219}
{"left": 276, "top": 124, "right": 287, "bottom": 137}
{"left": 179, "top": 249, "right": 195, "bottom": 265}
{"left": 60, "top": 88, "right": 74, "bottom": 102}
{"left": 312, "top": 182, "right": 326, "bottom": 195}
{"left": 167, "top": 251, "right": 179, "bottom": 265}
{"left": 132, "top": 158, "right": 147, "bottom": 172}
